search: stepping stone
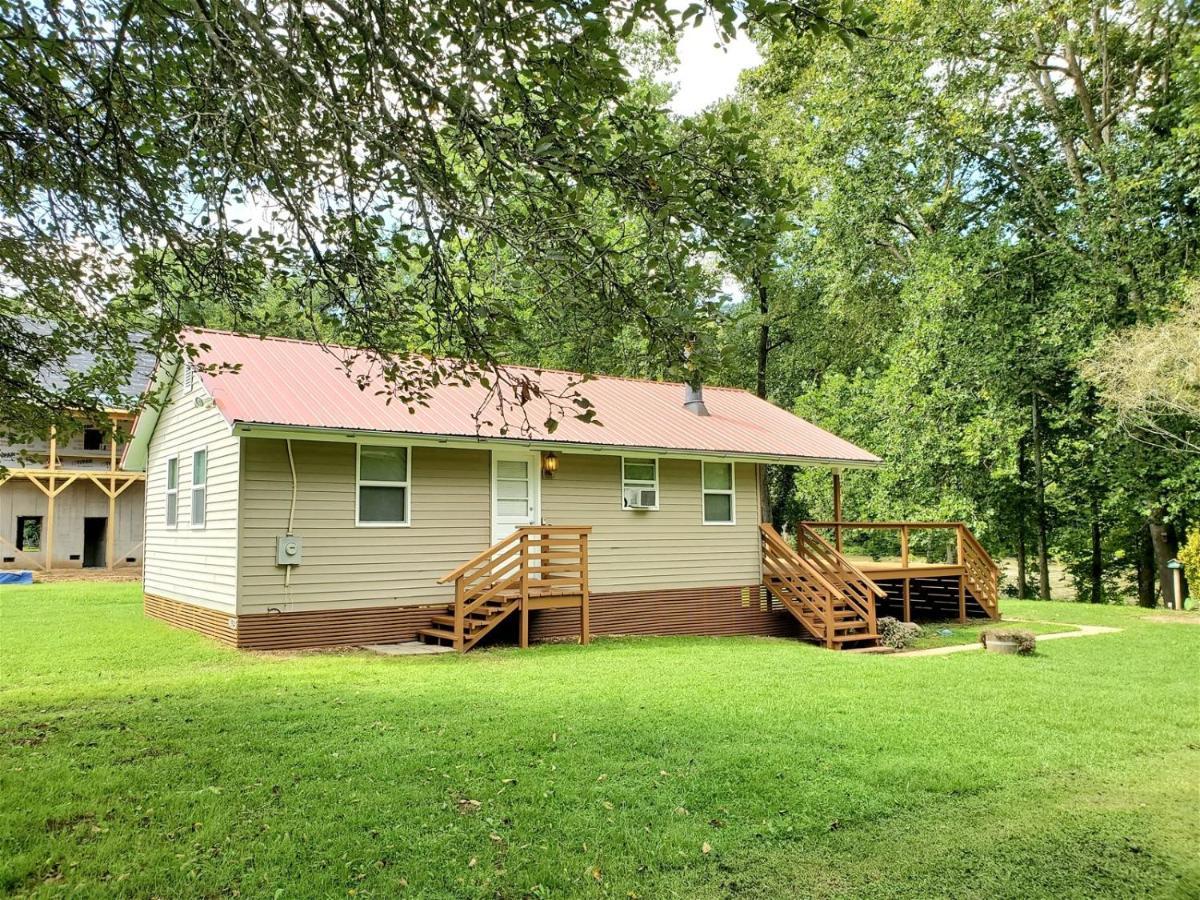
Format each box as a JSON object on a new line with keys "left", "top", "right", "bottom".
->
{"left": 362, "top": 641, "right": 455, "bottom": 656}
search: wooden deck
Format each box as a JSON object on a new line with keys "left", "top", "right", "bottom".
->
{"left": 421, "top": 518, "right": 999, "bottom": 654}
{"left": 855, "top": 561, "right": 968, "bottom": 580}
{"left": 801, "top": 521, "right": 1001, "bottom": 622}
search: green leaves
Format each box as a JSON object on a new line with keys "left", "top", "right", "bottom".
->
{"left": 1, "top": 0, "right": 859, "bottom": 438}
{"left": 715, "top": 0, "right": 1198, "bottom": 601}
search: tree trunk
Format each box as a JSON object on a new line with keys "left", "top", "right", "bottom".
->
{"left": 755, "top": 269, "right": 769, "bottom": 401}
{"left": 1089, "top": 497, "right": 1102, "bottom": 603}
{"left": 1149, "top": 507, "right": 1178, "bottom": 608}
{"left": 770, "top": 465, "right": 796, "bottom": 533}
{"left": 1032, "top": 395, "right": 1052, "bottom": 600}
{"left": 754, "top": 270, "right": 771, "bottom": 523}
{"left": 1135, "top": 520, "right": 1156, "bottom": 608}
{"left": 1016, "top": 439, "right": 1030, "bottom": 600}
{"left": 1016, "top": 524, "right": 1029, "bottom": 600}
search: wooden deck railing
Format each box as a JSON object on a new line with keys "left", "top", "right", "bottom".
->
{"left": 432, "top": 526, "right": 591, "bottom": 651}
{"left": 801, "top": 520, "right": 1000, "bottom": 617}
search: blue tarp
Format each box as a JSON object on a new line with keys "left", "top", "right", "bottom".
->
{"left": 0, "top": 571, "right": 33, "bottom": 585}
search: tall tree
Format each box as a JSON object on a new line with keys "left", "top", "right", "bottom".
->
{"left": 726, "top": 0, "right": 1198, "bottom": 602}
{"left": 0, "top": 0, "right": 869, "bottom": 441}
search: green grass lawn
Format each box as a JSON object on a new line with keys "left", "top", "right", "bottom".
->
{"left": 2, "top": 585, "right": 1198, "bottom": 898}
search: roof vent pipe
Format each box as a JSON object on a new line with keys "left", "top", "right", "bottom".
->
{"left": 684, "top": 382, "right": 709, "bottom": 416}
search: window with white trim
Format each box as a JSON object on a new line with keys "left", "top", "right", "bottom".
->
{"left": 357, "top": 444, "right": 410, "bottom": 525}
{"left": 183, "top": 362, "right": 194, "bottom": 392}
{"left": 165, "top": 456, "right": 179, "bottom": 526}
{"left": 191, "top": 449, "right": 207, "bottom": 527}
{"left": 701, "top": 461, "right": 735, "bottom": 525}
{"left": 621, "top": 457, "right": 659, "bottom": 510}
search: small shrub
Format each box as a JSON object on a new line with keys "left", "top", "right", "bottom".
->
{"left": 1179, "top": 529, "right": 1200, "bottom": 590}
{"left": 877, "top": 616, "right": 922, "bottom": 650}
{"left": 980, "top": 629, "right": 1037, "bottom": 654}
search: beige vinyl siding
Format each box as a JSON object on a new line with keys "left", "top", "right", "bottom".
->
{"left": 237, "top": 439, "right": 489, "bottom": 614}
{"left": 143, "top": 368, "right": 239, "bottom": 611}
{"left": 542, "top": 454, "right": 761, "bottom": 592}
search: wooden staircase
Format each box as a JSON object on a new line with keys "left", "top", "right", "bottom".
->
{"left": 418, "top": 526, "right": 591, "bottom": 652}
{"left": 760, "top": 524, "right": 883, "bottom": 648}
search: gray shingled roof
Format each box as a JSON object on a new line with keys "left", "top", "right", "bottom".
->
{"left": 38, "top": 343, "right": 157, "bottom": 399}
{"left": 22, "top": 318, "right": 158, "bottom": 407}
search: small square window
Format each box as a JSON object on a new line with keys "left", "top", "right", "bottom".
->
{"left": 83, "top": 428, "right": 104, "bottom": 451}
{"left": 357, "top": 444, "right": 410, "bottom": 525}
{"left": 701, "top": 461, "right": 735, "bottom": 525}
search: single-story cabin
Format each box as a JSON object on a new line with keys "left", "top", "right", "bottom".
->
{"left": 124, "top": 329, "right": 999, "bottom": 651}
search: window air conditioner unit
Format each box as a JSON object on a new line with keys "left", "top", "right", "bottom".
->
{"left": 624, "top": 487, "right": 657, "bottom": 509}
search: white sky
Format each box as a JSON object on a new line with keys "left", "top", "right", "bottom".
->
{"left": 669, "top": 18, "right": 762, "bottom": 115}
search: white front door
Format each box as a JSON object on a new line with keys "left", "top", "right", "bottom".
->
{"left": 491, "top": 450, "right": 540, "bottom": 544}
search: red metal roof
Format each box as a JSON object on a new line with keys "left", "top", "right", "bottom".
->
{"left": 181, "top": 328, "right": 880, "bottom": 465}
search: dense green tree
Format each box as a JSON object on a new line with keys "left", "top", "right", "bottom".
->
{"left": 0, "top": 0, "right": 868, "bottom": 443}
{"left": 719, "top": 0, "right": 1198, "bottom": 604}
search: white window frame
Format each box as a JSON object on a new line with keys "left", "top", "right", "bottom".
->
{"left": 701, "top": 460, "right": 736, "bottom": 526}
{"left": 165, "top": 455, "right": 179, "bottom": 527}
{"left": 355, "top": 442, "right": 412, "bottom": 527}
{"left": 620, "top": 456, "right": 659, "bottom": 511}
{"left": 190, "top": 447, "right": 208, "bottom": 529}
{"left": 183, "top": 361, "right": 194, "bottom": 392}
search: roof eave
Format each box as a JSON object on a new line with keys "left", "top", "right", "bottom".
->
{"left": 230, "top": 421, "right": 884, "bottom": 469}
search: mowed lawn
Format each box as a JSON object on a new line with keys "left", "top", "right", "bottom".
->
{"left": 2, "top": 585, "right": 1198, "bottom": 898}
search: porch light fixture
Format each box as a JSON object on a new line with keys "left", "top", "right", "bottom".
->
{"left": 541, "top": 452, "right": 559, "bottom": 478}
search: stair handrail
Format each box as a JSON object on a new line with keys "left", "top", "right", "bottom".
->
{"left": 796, "top": 524, "right": 887, "bottom": 599}
{"left": 957, "top": 525, "right": 999, "bottom": 613}
{"left": 762, "top": 525, "right": 853, "bottom": 613}
{"left": 795, "top": 525, "right": 884, "bottom": 636}
{"left": 438, "top": 528, "right": 526, "bottom": 585}
{"left": 958, "top": 525, "right": 999, "bottom": 575}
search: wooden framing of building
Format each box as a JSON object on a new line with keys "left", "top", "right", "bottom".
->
{"left": 0, "top": 413, "right": 145, "bottom": 571}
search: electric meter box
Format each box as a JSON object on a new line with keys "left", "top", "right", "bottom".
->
{"left": 276, "top": 535, "right": 303, "bottom": 566}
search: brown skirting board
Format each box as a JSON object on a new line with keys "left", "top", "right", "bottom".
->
{"left": 145, "top": 584, "right": 798, "bottom": 650}
{"left": 144, "top": 593, "right": 238, "bottom": 646}
{"left": 531, "top": 585, "right": 796, "bottom": 642}
{"left": 235, "top": 603, "right": 446, "bottom": 650}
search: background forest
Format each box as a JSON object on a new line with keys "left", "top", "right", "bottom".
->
{"left": 5, "top": 0, "right": 1197, "bottom": 605}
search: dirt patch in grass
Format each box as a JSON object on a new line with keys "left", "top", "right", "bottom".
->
{"left": 33, "top": 569, "right": 142, "bottom": 584}
{"left": 1144, "top": 614, "right": 1200, "bottom": 625}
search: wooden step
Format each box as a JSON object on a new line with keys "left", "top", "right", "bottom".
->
{"left": 832, "top": 632, "right": 879, "bottom": 643}
{"left": 430, "top": 614, "right": 491, "bottom": 631}
{"left": 417, "top": 627, "right": 459, "bottom": 644}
